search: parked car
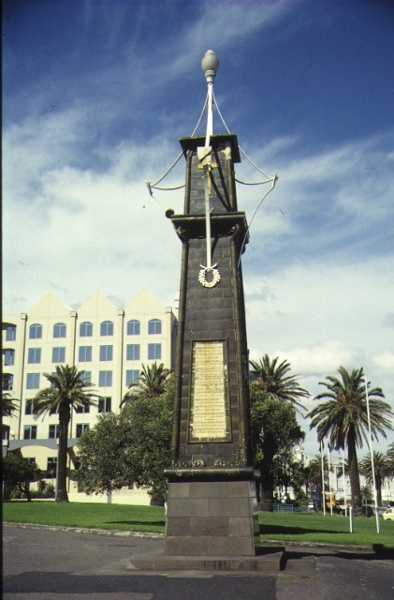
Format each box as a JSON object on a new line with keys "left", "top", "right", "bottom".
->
{"left": 382, "top": 507, "right": 394, "bottom": 521}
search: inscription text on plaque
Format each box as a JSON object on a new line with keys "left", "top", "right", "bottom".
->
{"left": 189, "top": 341, "right": 230, "bottom": 442}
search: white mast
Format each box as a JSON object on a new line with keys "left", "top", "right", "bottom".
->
{"left": 201, "top": 49, "right": 219, "bottom": 147}
{"left": 198, "top": 50, "right": 221, "bottom": 287}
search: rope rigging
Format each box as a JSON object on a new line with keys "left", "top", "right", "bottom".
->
{"left": 145, "top": 90, "right": 278, "bottom": 241}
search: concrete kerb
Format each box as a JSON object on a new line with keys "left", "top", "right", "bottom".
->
{"left": 4, "top": 521, "right": 375, "bottom": 552}
{"left": 4, "top": 521, "right": 163, "bottom": 538}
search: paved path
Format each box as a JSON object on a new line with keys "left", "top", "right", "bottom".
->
{"left": 3, "top": 525, "right": 394, "bottom": 600}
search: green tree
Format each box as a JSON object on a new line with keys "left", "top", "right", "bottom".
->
{"left": 251, "top": 390, "right": 305, "bottom": 511}
{"left": 308, "top": 366, "right": 393, "bottom": 515}
{"left": 2, "top": 392, "right": 19, "bottom": 417}
{"left": 250, "top": 355, "right": 309, "bottom": 511}
{"left": 359, "top": 451, "right": 392, "bottom": 507}
{"left": 305, "top": 454, "right": 329, "bottom": 509}
{"left": 3, "top": 453, "right": 40, "bottom": 501}
{"left": 122, "top": 362, "right": 172, "bottom": 404}
{"left": 76, "top": 371, "right": 174, "bottom": 504}
{"left": 33, "top": 365, "right": 99, "bottom": 503}
{"left": 121, "top": 389, "right": 173, "bottom": 503}
{"left": 76, "top": 412, "right": 133, "bottom": 495}
{"left": 249, "top": 355, "right": 309, "bottom": 411}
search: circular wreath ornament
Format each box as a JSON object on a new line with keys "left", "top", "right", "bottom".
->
{"left": 198, "top": 264, "right": 221, "bottom": 288}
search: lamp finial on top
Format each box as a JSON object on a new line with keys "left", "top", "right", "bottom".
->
{"left": 201, "top": 50, "right": 219, "bottom": 85}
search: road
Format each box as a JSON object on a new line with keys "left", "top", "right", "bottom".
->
{"left": 3, "top": 525, "right": 394, "bottom": 600}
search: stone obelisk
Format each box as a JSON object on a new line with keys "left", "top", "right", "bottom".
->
{"left": 164, "top": 50, "right": 258, "bottom": 557}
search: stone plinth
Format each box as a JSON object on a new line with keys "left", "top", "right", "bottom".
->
{"left": 165, "top": 477, "right": 259, "bottom": 556}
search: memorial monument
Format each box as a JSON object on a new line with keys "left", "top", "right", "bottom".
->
{"left": 164, "top": 50, "right": 259, "bottom": 558}
{"left": 129, "top": 50, "right": 280, "bottom": 572}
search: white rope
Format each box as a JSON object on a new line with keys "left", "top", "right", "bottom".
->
{"left": 237, "top": 174, "right": 278, "bottom": 267}
{"left": 212, "top": 89, "right": 273, "bottom": 179}
{"left": 147, "top": 152, "right": 184, "bottom": 192}
{"left": 235, "top": 177, "right": 274, "bottom": 186}
{"left": 191, "top": 91, "right": 209, "bottom": 137}
{"left": 146, "top": 92, "right": 210, "bottom": 197}
{"left": 151, "top": 183, "right": 185, "bottom": 191}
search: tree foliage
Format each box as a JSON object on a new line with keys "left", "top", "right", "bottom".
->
{"left": 33, "top": 365, "right": 99, "bottom": 502}
{"left": 2, "top": 392, "right": 19, "bottom": 417}
{"left": 250, "top": 355, "right": 309, "bottom": 411}
{"left": 359, "top": 450, "right": 392, "bottom": 507}
{"left": 250, "top": 355, "right": 308, "bottom": 511}
{"left": 308, "top": 366, "right": 393, "bottom": 514}
{"left": 122, "top": 362, "right": 172, "bottom": 404}
{"left": 251, "top": 389, "right": 305, "bottom": 511}
{"left": 76, "top": 377, "right": 173, "bottom": 504}
{"left": 3, "top": 453, "right": 40, "bottom": 501}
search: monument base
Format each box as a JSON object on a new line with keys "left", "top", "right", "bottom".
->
{"left": 164, "top": 473, "right": 259, "bottom": 557}
{"left": 127, "top": 550, "right": 283, "bottom": 574}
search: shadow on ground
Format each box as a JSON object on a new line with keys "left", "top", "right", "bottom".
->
{"left": 259, "top": 524, "right": 344, "bottom": 536}
{"left": 277, "top": 544, "right": 394, "bottom": 570}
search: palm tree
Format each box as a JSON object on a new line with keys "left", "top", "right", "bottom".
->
{"left": 122, "top": 362, "right": 172, "bottom": 404}
{"left": 306, "top": 453, "right": 329, "bottom": 508}
{"left": 387, "top": 442, "right": 394, "bottom": 478}
{"left": 308, "top": 366, "right": 393, "bottom": 515}
{"left": 249, "top": 355, "right": 309, "bottom": 510}
{"left": 249, "top": 355, "right": 309, "bottom": 411}
{"left": 2, "top": 392, "right": 19, "bottom": 417}
{"left": 33, "top": 365, "right": 99, "bottom": 502}
{"left": 359, "top": 451, "right": 391, "bottom": 507}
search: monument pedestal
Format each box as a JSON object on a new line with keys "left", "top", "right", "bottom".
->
{"left": 165, "top": 469, "right": 259, "bottom": 557}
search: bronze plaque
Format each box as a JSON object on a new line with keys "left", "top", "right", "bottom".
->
{"left": 189, "top": 341, "right": 230, "bottom": 441}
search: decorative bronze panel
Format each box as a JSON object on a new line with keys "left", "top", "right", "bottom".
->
{"left": 189, "top": 341, "right": 231, "bottom": 442}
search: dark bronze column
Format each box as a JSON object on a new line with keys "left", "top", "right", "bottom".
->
{"left": 165, "top": 131, "right": 258, "bottom": 557}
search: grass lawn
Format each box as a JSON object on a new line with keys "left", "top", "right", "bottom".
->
{"left": 259, "top": 511, "right": 394, "bottom": 550}
{"left": 3, "top": 502, "right": 394, "bottom": 550}
{"left": 3, "top": 501, "right": 166, "bottom": 533}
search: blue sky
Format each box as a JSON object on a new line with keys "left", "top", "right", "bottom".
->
{"left": 3, "top": 0, "right": 394, "bottom": 457}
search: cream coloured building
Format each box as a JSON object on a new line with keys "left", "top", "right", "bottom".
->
{"left": 2, "top": 289, "right": 176, "bottom": 503}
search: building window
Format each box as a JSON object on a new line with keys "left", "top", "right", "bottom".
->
{"left": 76, "top": 424, "right": 89, "bottom": 438}
{"left": 3, "top": 425, "right": 10, "bottom": 441}
{"left": 5, "top": 325, "right": 16, "bottom": 341}
{"left": 99, "top": 370, "right": 112, "bottom": 387}
{"left": 26, "top": 373, "right": 40, "bottom": 389}
{"left": 49, "top": 405, "right": 59, "bottom": 415}
{"left": 29, "top": 324, "right": 42, "bottom": 339}
{"left": 79, "top": 321, "right": 93, "bottom": 337}
{"left": 25, "top": 399, "right": 38, "bottom": 415}
{"left": 53, "top": 323, "right": 66, "bottom": 338}
{"left": 79, "top": 346, "right": 92, "bottom": 362}
{"left": 98, "top": 397, "right": 112, "bottom": 413}
{"left": 23, "top": 425, "right": 37, "bottom": 440}
{"left": 126, "top": 370, "right": 140, "bottom": 386}
{"left": 52, "top": 347, "right": 66, "bottom": 363}
{"left": 49, "top": 424, "right": 59, "bottom": 439}
{"left": 99, "top": 345, "right": 113, "bottom": 361}
{"left": 28, "top": 348, "right": 41, "bottom": 364}
{"left": 47, "top": 457, "right": 57, "bottom": 477}
{"left": 126, "top": 344, "right": 140, "bottom": 361}
{"left": 81, "top": 371, "right": 92, "bottom": 385}
{"left": 76, "top": 403, "right": 90, "bottom": 414}
{"left": 3, "top": 373, "right": 14, "bottom": 391}
{"left": 148, "top": 343, "right": 161, "bottom": 360}
{"left": 3, "top": 349, "right": 15, "bottom": 366}
{"left": 148, "top": 319, "right": 162, "bottom": 335}
{"left": 100, "top": 320, "right": 114, "bottom": 336}
{"left": 127, "top": 320, "right": 140, "bottom": 335}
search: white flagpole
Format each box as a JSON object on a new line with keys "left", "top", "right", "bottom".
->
{"left": 321, "top": 441, "right": 326, "bottom": 516}
{"left": 365, "top": 379, "right": 380, "bottom": 534}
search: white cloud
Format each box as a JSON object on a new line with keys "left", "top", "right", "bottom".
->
{"left": 373, "top": 352, "right": 394, "bottom": 371}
